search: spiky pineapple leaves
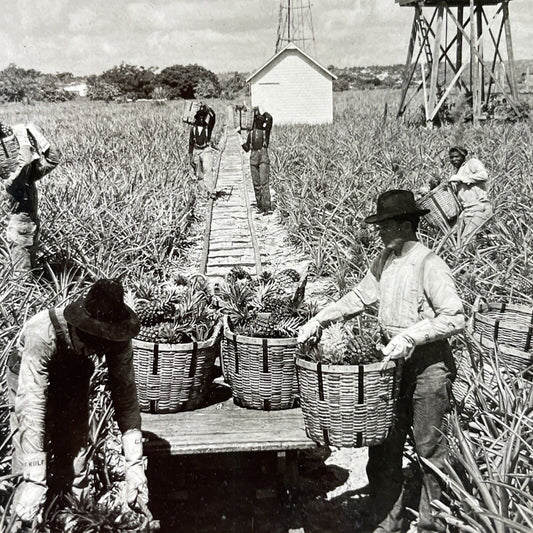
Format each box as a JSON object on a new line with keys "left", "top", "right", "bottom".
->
{"left": 218, "top": 268, "right": 314, "bottom": 338}
{"left": 130, "top": 274, "right": 218, "bottom": 344}
{"left": 299, "top": 318, "right": 382, "bottom": 365}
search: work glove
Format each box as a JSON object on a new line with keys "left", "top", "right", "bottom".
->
{"left": 122, "top": 429, "right": 149, "bottom": 511}
{"left": 297, "top": 319, "right": 322, "bottom": 345}
{"left": 12, "top": 452, "right": 47, "bottom": 523}
{"left": 382, "top": 334, "right": 416, "bottom": 362}
{"left": 26, "top": 123, "right": 51, "bottom": 154}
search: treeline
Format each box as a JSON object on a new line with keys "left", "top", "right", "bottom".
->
{"left": 0, "top": 63, "right": 248, "bottom": 103}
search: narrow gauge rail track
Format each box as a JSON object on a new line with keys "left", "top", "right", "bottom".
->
{"left": 200, "top": 106, "right": 263, "bottom": 279}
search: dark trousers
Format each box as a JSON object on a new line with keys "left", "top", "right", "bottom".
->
{"left": 366, "top": 347, "right": 453, "bottom": 533}
{"left": 9, "top": 356, "right": 93, "bottom": 495}
{"left": 249, "top": 147, "right": 271, "bottom": 211}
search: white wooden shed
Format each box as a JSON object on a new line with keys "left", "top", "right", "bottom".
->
{"left": 246, "top": 42, "right": 337, "bottom": 125}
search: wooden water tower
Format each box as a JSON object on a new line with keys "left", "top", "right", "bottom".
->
{"left": 396, "top": 0, "right": 520, "bottom": 125}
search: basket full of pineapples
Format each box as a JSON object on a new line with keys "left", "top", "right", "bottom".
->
{"left": 296, "top": 318, "right": 402, "bottom": 447}
{"left": 129, "top": 274, "right": 221, "bottom": 414}
{"left": 218, "top": 266, "right": 316, "bottom": 410}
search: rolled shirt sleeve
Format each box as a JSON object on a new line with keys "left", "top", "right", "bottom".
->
{"left": 403, "top": 254, "right": 465, "bottom": 345}
{"left": 15, "top": 317, "right": 55, "bottom": 455}
{"left": 314, "top": 270, "right": 379, "bottom": 327}
{"left": 105, "top": 342, "right": 142, "bottom": 434}
{"left": 449, "top": 158, "right": 488, "bottom": 185}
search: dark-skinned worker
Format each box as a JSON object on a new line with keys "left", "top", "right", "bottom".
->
{"left": 1, "top": 122, "right": 61, "bottom": 272}
{"left": 448, "top": 145, "right": 493, "bottom": 245}
{"left": 238, "top": 107, "right": 273, "bottom": 215}
{"left": 8, "top": 279, "right": 148, "bottom": 527}
{"left": 298, "top": 190, "right": 464, "bottom": 533}
{"left": 188, "top": 103, "right": 216, "bottom": 199}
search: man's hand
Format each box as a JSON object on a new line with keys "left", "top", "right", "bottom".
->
{"left": 382, "top": 334, "right": 415, "bottom": 362}
{"left": 297, "top": 319, "right": 322, "bottom": 345}
{"left": 189, "top": 154, "right": 196, "bottom": 170}
{"left": 122, "top": 429, "right": 149, "bottom": 511}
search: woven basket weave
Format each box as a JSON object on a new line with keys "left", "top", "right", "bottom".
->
{"left": 454, "top": 331, "right": 533, "bottom": 412}
{"left": 182, "top": 101, "right": 202, "bottom": 125}
{"left": 472, "top": 300, "right": 533, "bottom": 353}
{"left": 239, "top": 108, "right": 255, "bottom": 130}
{"left": 0, "top": 134, "right": 19, "bottom": 180}
{"left": 221, "top": 317, "right": 299, "bottom": 410}
{"left": 418, "top": 185, "right": 462, "bottom": 231}
{"left": 296, "top": 358, "right": 402, "bottom": 448}
{"left": 132, "top": 323, "right": 221, "bottom": 413}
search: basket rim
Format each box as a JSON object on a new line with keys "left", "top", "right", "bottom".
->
{"left": 418, "top": 183, "right": 457, "bottom": 203}
{"left": 295, "top": 356, "right": 396, "bottom": 373}
{"left": 470, "top": 331, "right": 533, "bottom": 359}
{"left": 474, "top": 300, "right": 533, "bottom": 315}
{"left": 133, "top": 321, "right": 222, "bottom": 350}
{"left": 222, "top": 316, "right": 298, "bottom": 347}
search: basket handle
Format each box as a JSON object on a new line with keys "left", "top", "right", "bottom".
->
{"left": 472, "top": 295, "right": 489, "bottom": 315}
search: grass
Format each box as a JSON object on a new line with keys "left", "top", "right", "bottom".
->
{"left": 1, "top": 91, "right": 532, "bottom": 531}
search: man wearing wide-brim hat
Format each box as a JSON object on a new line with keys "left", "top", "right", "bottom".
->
{"left": 299, "top": 190, "right": 465, "bottom": 533}
{"left": 7, "top": 279, "right": 148, "bottom": 526}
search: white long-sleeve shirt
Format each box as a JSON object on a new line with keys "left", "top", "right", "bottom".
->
{"left": 314, "top": 241, "right": 464, "bottom": 345}
{"left": 449, "top": 158, "right": 490, "bottom": 209}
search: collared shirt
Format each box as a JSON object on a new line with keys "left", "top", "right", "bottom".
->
{"left": 449, "top": 158, "right": 490, "bottom": 209}
{"left": 4, "top": 124, "right": 60, "bottom": 219}
{"left": 315, "top": 241, "right": 464, "bottom": 345}
{"left": 14, "top": 308, "right": 141, "bottom": 455}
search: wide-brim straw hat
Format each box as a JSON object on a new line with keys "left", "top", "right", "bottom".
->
{"left": 64, "top": 279, "right": 140, "bottom": 342}
{"left": 364, "top": 189, "right": 430, "bottom": 224}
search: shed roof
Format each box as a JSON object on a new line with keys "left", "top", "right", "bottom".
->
{"left": 395, "top": 0, "right": 511, "bottom": 5}
{"left": 246, "top": 42, "right": 337, "bottom": 83}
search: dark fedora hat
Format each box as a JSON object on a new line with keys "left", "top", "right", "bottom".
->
{"left": 64, "top": 279, "right": 140, "bottom": 342}
{"left": 364, "top": 189, "right": 430, "bottom": 224}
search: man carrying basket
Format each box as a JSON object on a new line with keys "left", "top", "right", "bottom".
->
{"left": 1, "top": 123, "right": 61, "bottom": 272}
{"left": 448, "top": 146, "right": 493, "bottom": 245}
{"left": 298, "top": 190, "right": 465, "bottom": 533}
{"left": 7, "top": 279, "right": 149, "bottom": 528}
{"left": 188, "top": 104, "right": 217, "bottom": 199}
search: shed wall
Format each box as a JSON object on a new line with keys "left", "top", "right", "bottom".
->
{"left": 250, "top": 50, "right": 333, "bottom": 125}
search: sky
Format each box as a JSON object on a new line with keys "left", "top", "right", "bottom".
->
{"left": 0, "top": 0, "right": 531, "bottom": 76}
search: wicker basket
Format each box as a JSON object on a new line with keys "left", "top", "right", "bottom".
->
{"left": 239, "top": 108, "right": 255, "bottom": 130}
{"left": 454, "top": 331, "right": 533, "bottom": 412}
{"left": 221, "top": 316, "right": 299, "bottom": 410}
{"left": 418, "top": 185, "right": 462, "bottom": 231}
{"left": 0, "top": 133, "right": 20, "bottom": 180}
{"left": 472, "top": 300, "right": 533, "bottom": 353}
{"left": 295, "top": 358, "right": 402, "bottom": 447}
{"left": 132, "top": 323, "right": 222, "bottom": 413}
{"left": 182, "top": 100, "right": 202, "bottom": 125}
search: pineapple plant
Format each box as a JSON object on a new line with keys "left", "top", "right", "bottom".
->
{"left": 298, "top": 318, "right": 382, "bottom": 365}
{"left": 218, "top": 270, "right": 313, "bottom": 338}
{"left": 130, "top": 273, "right": 219, "bottom": 344}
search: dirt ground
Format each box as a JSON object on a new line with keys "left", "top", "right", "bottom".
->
{"left": 147, "top": 435, "right": 373, "bottom": 533}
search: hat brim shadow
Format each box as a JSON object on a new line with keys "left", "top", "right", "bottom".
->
{"left": 364, "top": 208, "right": 430, "bottom": 224}
{"left": 64, "top": 300, "right": 140, "bottom": 342}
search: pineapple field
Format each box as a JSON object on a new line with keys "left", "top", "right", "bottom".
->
{"left": 1, "top": 90, "right": 532, "bottom": 532}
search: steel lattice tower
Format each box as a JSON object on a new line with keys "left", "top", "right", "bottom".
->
{"left": 275, "top": 0, "right": 317, "bottom": 54}
{"left": 396, "top": 0, "right": 520, "bottom": 126}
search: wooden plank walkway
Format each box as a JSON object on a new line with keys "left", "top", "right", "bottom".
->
{"left": 200, "top": 107, "right": 262, "bottom": 279}
{"left": 141, "top": 386, "right": 315, "bottom": 456}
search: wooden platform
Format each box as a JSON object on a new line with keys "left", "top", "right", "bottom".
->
{"left": 141, "top": 386, "right": 316, "bottom": 456}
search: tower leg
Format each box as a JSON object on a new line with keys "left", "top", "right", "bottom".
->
{"left": 398, "top": 9, "right": 418, "bottom": 118}
{"left": 502, "top": 0, "right": 519, "bottom": 100}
